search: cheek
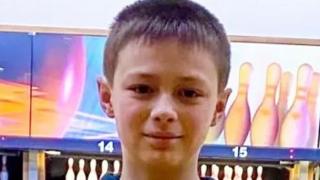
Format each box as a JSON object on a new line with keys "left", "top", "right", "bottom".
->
{"left": 112, "top": 94, "right": 147, "bottom": 138}
{"left": 188, "top": 111, "right": 211, "bottom": 134}
{"left": 184, "top": 103, "right": 215, "bottom": 142}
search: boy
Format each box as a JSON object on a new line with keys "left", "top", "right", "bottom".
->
{"left": 98, "top": 0, "right": 231, "bottom": 179}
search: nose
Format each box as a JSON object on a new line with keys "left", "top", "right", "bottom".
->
{"left": 150, "top": 94, "right": 178, "bottom": 123}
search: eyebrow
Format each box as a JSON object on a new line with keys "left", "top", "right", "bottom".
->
{"left": 126, "top": 72, "right": 157, "bottom": 80}
{"left": 121, "top": 72, "right": 159, "bottom": 84}
{"left": 126, "top": 71, "right": 209, "bottom": 85}
{"left": 176, "top": 75, "right": 212, "bottom": 89}
{"left": 177, "top": 76, "right": 205, "bottom": 82}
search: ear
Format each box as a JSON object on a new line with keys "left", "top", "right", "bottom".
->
{"left": 97, "top": 77, "right": 114, "bottom": 118}
{"left": 211, "top": 88, "right": 232, "bottom": 126}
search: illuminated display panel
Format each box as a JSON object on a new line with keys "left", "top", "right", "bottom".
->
{"left": 207, "top": 42, "right": 320, "bottom": 149}
{"left": 1, "top": 32, "right": 319, "bottom": 154}
{"left": 0, "top": 32, "right": 31, "bottom": 136}
{"left": 31, "top": 33, "right": 116, "bottom": 138}
{"left": 30, "top": 34, "right": 320, "bottom": 150}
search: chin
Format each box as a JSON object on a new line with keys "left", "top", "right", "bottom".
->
{"left": 141, "top": 151, "right": 182, "bottom": 167}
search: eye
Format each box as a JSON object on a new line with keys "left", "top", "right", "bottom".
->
{"left": 179, "top": 88, "right": 201, "bottom": 98}
{"left": 129, "top": 84, "right": 154, "bottom": 94}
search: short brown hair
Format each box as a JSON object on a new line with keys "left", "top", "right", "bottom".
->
{"left": 104, "top": 0, "right": 230, "bottom": 92}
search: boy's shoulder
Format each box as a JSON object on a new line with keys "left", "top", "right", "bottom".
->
{"left": 101, "top": 174, "right": 121, "bottom": 180}
{"left": 101, "top": 174, "right": 216, "bottom": 180}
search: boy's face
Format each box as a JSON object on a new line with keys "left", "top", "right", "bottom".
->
{"left": 99, "top": 39, "right": 229, "bottom": 168}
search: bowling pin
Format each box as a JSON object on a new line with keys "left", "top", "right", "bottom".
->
{"left": 0, "top": 156, "right": 9, "bottom": 180}
{"left": 256, "top": 166, "right": 263, "bottom": 180}
{"left": 200, "top": 164, "right": 207, "bottom": 177}
{"left": 88, "top": 159, "right": 98, "bottom": 180}
{"left": 275, "top": 72, "right": 293, "bottom": 145}
{"left": 225, "top": 62, "right": 253, "bottom": 145}
{"left": 251, "top": 63, "right": 281, "bottom": 146}
{"left": 233, "top": 165, "right": 241, "bottom": 180}
{"left": 211, "top": 164, "right": 219, "bottom": 180}
{"left": 76, "top": 159, "right": 86, "bottom": 180}
{"left": 223, "top": 166, "right": 229, "bottom": 180}
{"left": 66, "top": 158, "right": 75, "bottom": 180}
{"left": 246, "top": 166, "right": 253, "bottom": 180}
{"left": 278, "top": 72, "right": 293, "bottom": 127}
{"left": 113, "top": 160, "right": 120, "bottom": 175}
{"left": 227, "top": 166, "right": 233, "bottom": 180}
{"left": 235, "top": 166, "right": 243, "bottom": 180}
{"left": 99, "top": 160, "right": 108, "bottom": 180}
{"left": 280, "top": 64, "right": 313, "bottom": 147}
{"left": 307, "top": 72, "right": 320, "bottom": 147}
{"left": 238, "top": 167, "right": 243, "bottom": 180}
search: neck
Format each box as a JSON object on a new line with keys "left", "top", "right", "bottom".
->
{"left": 120, "top": 153, "right": 200, "bottom": 180}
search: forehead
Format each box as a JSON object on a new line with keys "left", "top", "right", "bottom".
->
{"left": 118, "top": 38, "right": 216, "bottom": 66}
{"left": 115, "top": 39, "right": 218, "bottom": 86}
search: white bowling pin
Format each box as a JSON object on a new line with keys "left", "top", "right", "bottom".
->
{"left": 211, "top": 164, "right": 219, "bottom": 180}
{"left": 200, "top": 164, "right": 207, "bottom": 177}
{"left": 235, "top": 166, "right": 243, "bottom": 180}
{"left": 225, "top": 62, "right": 253, "bottom": 145}
{"left": 113, "top": 160, "right": 120, "bottom": 175}
{"left": 99, "top": 160, "right": 108, "bottom": 180}
{"left": 227, "top": 166, "right": 233, "bottom": 180}
{"left": 66, "top": 158, "right": 75, "bottom": 180}
{"left": 238, "top": 167, "right": 243, "bottom": 180}
{"left": 307, "top": 72, "right": 320, "bottom": 148}
{"left": 223, "top": 166, "right": 229, "bottom": 180}
{"left": 88, "top": 159, "right": 98, "bottom": 180}
{"left": 233, "top": 165, "right": 240, "bottom": 180}
{"left": 280, "top": 64, "right": 313, "bottom": 147}
{"left": 76, "top": 159, "right": 86, "bottom": 180}
{"left": 256, "top": 166, "right": 263, "bottom": 180}
{"left": 0, "top": 156, "right": 9, "bottom": 180}
{"left": 251, "top": 63, "right": 281, "bottom": 146}
{"left": 246, "top": 166, "right": 253, "bottom": 180}
{"left": 275, "top": 72, "right": 293, "bottom": 145}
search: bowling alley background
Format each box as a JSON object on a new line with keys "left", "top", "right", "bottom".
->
{"left": 0, "top": 32, "right": 116, "bottom": 139}
{"left": 210, "top": 42, "right": 320, "bottom": 148}
{"left": 1, "top": 32, "right": 320, "bottom": 149}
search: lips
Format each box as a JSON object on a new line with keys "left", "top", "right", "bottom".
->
{"left": 142, "top": 132, "right": 183, "bottom": 150}
{"left": 142, "top": 132, "right": 183, "bottom": 139}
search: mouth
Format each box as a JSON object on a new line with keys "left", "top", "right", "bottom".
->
{"left": 142, "top": 132, "right": 183, "bottom": 150}
{"left": 142, "top": 132, "right": 183, "bottom": 139}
